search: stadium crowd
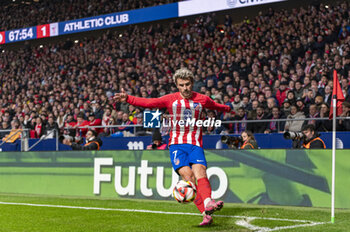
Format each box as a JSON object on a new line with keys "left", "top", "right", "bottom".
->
{"left": 0, "top": 1, "right": 350, "bottom": 140}
{"left": 0, "top": 0, "right": 178, "bottom": 31}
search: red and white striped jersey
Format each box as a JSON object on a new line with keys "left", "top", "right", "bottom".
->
{"left": 127, "top": 92, "right": 230, "bottom": 147}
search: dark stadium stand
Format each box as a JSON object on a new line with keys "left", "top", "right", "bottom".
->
{"left": 0, "top": 0, "right": 349, "bottom": 143}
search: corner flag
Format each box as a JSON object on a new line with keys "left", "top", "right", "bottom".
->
{"left": 330, "top": 69, "right": 345, "bottom": 224}
{"left": 329, "top": 70, "right": 344, "bottom": 119}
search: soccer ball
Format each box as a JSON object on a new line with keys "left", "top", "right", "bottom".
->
{"left": 173, "top": 180, "right": 197, "bottom": 203}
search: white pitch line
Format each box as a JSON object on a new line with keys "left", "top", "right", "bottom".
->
{"left": 0, "top": 201, "right": 327, "bottom": 231}
{"left": 0, "top": 201, "right": 200, "bottom": 216}
{"left": 235, "top": 218, "right": 326, "bottom": 232}
{"left": 266, "top": 222, "right": 327, "bottom": 232}
{"left": 236, "top": 218, "right": 270, "bottom": 231}
{"left": 215, "top": 214, "right": 318, "bottom": 223}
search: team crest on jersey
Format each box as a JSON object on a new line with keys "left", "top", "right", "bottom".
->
{"left": 193, "top": 102, "right": 200, "bottom": 110}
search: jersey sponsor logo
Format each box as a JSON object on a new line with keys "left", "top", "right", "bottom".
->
{"left": 143, "top": 110, "right": 162, "bottom": 128}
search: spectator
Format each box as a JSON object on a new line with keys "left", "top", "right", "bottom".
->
{"left": 34, "top": 117, "right": 45, "bottom": 138}
{"left": 118, "top": 113, "right": 134, "bottom": 136}
{"left": 56, "top": 110, "right": 66, "bottom": 129}
{"left": 241, "top": 96, "right": 250, "bottom": 110}
{"left": 284, "top": 105, "right": 305, "bottom": 132}
{"left": 240, "top": 130, "right": 258, "bottom": 149}
{"left": 146, "top": 129, "right": 167, "bottom": 150}
{"left": 266, "top": 97, "right": 277, "bottom": 115}
{"left": 2, "top": 120, "right": 22, "bottom": 143}
{"left": 100, "top": 117, "right": 117, "bottom": 137}
{"left": 232, "top": 107, "right": 247, "bottom": 135}
{"left": 74, "top": 112, "right": 90, "bottom": 138}
{"left": 92, "top": 102, "right": 104, "bottom": 120}
{"left": 265, "top": 106, "right": 285, "bottom": 133}
{"left": 294, "top": 81, "right": 304, "bottom": 99}
{"left": 281, "top": 99, "right": 292, "bottom": 117}
{"left": 316, "top": 103, "right": 332, "bottom": 132}
{"left": 44, "top": 116, "right": 59, "bottom": 138}
{"left": 286, "top": 91, "right": 296, "bottom": 106}
{"left": 0, "top": 121, "right": 10, "bottom": 138}
{"left": 315, "top": 96, "right": 324, "bottom": 107}
{"left": 338, "top": 101, "right": 350, "bottom": 131}
{"left": 134, "top": 113, "right": 149, "bottom": 136}
{"left": 304, "top": 89, "right": 316, "bottom": 105}
{"left": 247, "top": 100, "right": 259, "bottom": 119}
{"left": 323, "top": 85, "right": 332, "bottom": 106}
{"left": 232, "top": 94, "right": 244, "bottom": 113}
{"left": 342, "top": 89, "right": 350, "bottom": 103}
{"left": 303, "top": 104, "right": 320, "bottom": 126}
{"left": 88, "top": 112, "right": 102, "bottom": 135}
{"left": 63, "top": 129, "right": 103, "bottom": 150}
{"left": 102, "top": 107, "right": 114, "bottom": 127}
{"left": 193, "top": 75, "right": 205, "bottom": 92}
{"left": 64, "top": 114, "right": 76, "bottom": 137}
{"left": 115, "top": 111, "right": 124, "bottom": 125}
{"left": 221, "top": 109, "right": 235, "bottom": 133}
{"left": 276, "top": 82, "right": 289, "bottom": 106}
{"left": 296, "top": 97, "right": 308, "bottom": 115}
{"left": 247, "top": 105, "right": 268, "bottom": 133}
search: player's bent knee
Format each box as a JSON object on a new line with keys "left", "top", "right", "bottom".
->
{"left": 177, "top": 166, "right": 195, "bottom": 182}
{"left": 191, "top": 164, "right": 207, "bottom": 179}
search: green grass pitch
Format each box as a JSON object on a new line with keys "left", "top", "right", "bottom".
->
{"left": 0, "top": 194, "right": 349, "bottom": 232}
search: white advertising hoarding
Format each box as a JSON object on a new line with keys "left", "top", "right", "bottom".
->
{"left": 179, "top": 0, "right": 287, "bottom": 17}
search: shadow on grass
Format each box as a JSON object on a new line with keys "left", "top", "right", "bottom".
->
{"left": 219, "top": 206, "right": 267, "bottom": 216}
{"left": 191, "top": 221, "right": 251, "bottom": 232}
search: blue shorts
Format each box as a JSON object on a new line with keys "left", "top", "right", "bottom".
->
{"left": 169, "top": 144, "right": 207, "bottom": 173}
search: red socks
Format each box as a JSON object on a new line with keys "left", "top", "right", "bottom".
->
{"left": 197, "top": 177, "right": 212, "bottom": 201}
{"left": 193, "top": 184, "right": 204, "bottom": 213}
{"left": 193, "top": 178, "right": 213, "bottom": 213}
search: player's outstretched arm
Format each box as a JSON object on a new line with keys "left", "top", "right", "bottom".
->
{"left": 114, "top": 89, "right": 168, "bottom": 109}
{"left": 204, "top": 96, "right": 231, "bottom": 112}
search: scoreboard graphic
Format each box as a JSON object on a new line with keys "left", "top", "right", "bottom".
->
{"left": 0, "top": 3, "right": 178, "bottom": 44}
{"left": 0, "top": 0, "right": 285, "bottom": 44}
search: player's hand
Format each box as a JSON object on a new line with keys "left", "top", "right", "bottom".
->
{"left": 113, "top": 88, "right": 128, "bottom": 102}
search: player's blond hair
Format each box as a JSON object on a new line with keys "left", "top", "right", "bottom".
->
{"left": 173, "top": 68, "right": 194, "bottom": 84}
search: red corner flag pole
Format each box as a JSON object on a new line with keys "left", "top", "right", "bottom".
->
{"left": 329, "top": 70, "right": 345, "bottom": 120}
{"left": 330, "top": 70, "right": 344, "bottom": 223}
